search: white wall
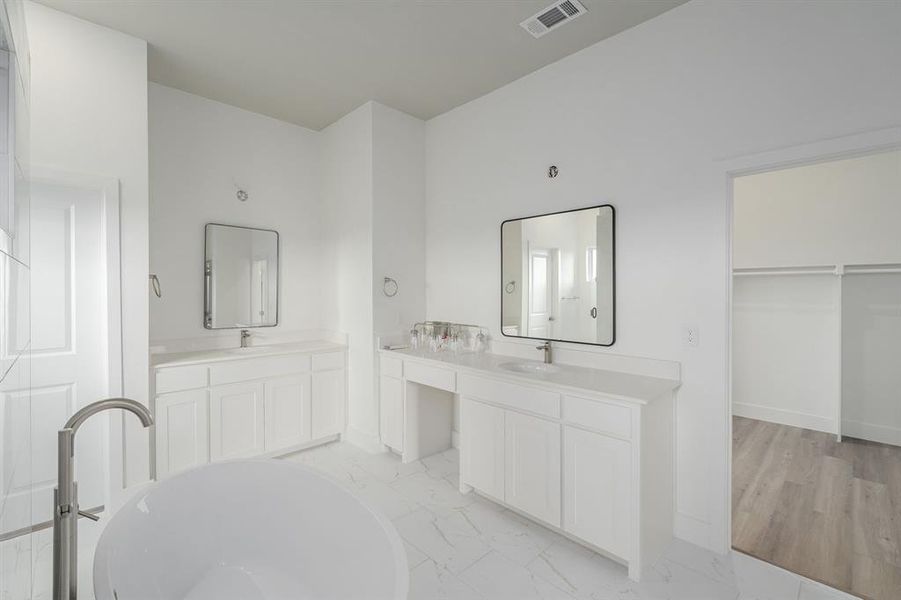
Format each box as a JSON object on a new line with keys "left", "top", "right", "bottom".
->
{"left": 732, "top": 275, "right": 839, "bottom": 433}
{"left": 734, "top": 150, "right": 901, "bottom": 269}
{"left": 321, "top": 101, "right": 426, "bottom": 447}
{"left": 320, "top": 103, "right": 375, "bottom": 441}
{"left": 732, "top": 150, "right": 901, "bottom": 441}
{"left": 25, "top": 2, "right": 150, "bottom": 491}
{"left": 148, "top": 83, "right": 321, "bottom": 345}
{"left": 424, "top": 0, "right": 901, "bottom": 550}
{"left": 842, "top": 273, "right": 901, "bottom": 445}
{"left": 372, "top": 102, "right": 426, "bottom": 341}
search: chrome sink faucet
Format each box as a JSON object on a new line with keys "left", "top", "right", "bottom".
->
{"left": 536, "top": 341, "right": 552, "bottom": 364}
{"left": 54, "top": 398, "right": 153, "bottom": 600}
{"left": 240, "top": 329, "right": 251, "bottom": 348}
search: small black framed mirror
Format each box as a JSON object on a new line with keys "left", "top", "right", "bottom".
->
{"left": 203, "top": 223, "right": 279, "bottom": 329}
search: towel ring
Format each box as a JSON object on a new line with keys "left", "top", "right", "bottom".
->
{"left": 504, "top": 281, "right": 516, "bottom": 294}
{"left": 150, "top": 274, "right": 162, "bottom": 298}
{"left": 383, "top": 277, "right": 398, "bottom": 297}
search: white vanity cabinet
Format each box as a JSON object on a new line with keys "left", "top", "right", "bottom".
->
{"left": 563, "top": 424, "right": 632, "bottom": 559}
{"left": 379, "top": 348, "right": 677, "bottom": 581}
{"left": 209, "top": 381, "right": 265, "bottom": 461}
{"left": 153, "top": 344, "right": 346, "bottom": 478}
{"left": 264, "top": 374, "right": 311, "bottom": 451}
{"left": 504, "top": 410, "right": 561, "bottom": 527}
{"left": 379, "top": 375, "right": 404, "bottom": 452}
{"left": 461, "top": 399, "right": 505, "bottom": 499}
{"left": 154, "top": 389, "right": 209, "bottom": 476}
{"left": 311, "top": 368, "right": 346, "bottom": 439}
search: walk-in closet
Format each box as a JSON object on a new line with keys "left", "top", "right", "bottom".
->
{"left": 731, "top": 149, "right": 901, "bottom": 600}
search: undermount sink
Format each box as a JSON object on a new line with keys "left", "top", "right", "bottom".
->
{"left": 498, "top": 361, "right": 561, "bottom": 374}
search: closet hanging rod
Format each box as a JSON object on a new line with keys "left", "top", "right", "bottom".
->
{"left": 732, "top": 267, "right": 835, "bottom": 277}
{"left": 844, "top": 267, "right": 901, "bottom": 275}
{"left": 734, "top": 263, "right": 901, "bottom": 277}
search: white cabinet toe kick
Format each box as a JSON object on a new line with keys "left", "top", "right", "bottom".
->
{"left": 152, "top": 344, "right": 347, "bottom": 478}
{"left": 378, "top": 348, "right": 678, "bottom": 582}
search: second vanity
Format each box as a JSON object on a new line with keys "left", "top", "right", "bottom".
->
{"left": 151, "top": 341, "right": 347, "bottom": 478}
{"left": 379, "top": 347, "right": 679, "bottom": 581}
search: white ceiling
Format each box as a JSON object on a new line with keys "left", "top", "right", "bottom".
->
{"left": 37, "top": 0, "right": 685, "bottom": 130}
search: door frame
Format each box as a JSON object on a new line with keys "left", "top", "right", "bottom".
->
{"left": 718, "top": 126, "right": 901, "bottom": 554}
{"left": 31, "top": 166, "right": 124, "bottom": 512}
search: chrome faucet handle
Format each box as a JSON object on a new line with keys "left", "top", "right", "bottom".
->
{"left": 77, "top": 510, "right": 100, "bottom": 522}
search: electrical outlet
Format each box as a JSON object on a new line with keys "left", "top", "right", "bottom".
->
{"left": 682, "top": 325, "right": 699, "bottom": 348}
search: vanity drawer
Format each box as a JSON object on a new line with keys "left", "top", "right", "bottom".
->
{"left": 461, "top": 375, "right": 560, "bottom": 419}
{"left": 563, "top": 395, "right": 632, "bottom": 440}
{"left": 210, "top": 354, "right": 311, "bottom": 386}
{"left": 156, "top": 365, "right": 208, "bottom": 394}
{"left": 312, "top": 351, "right": 345, "bottom": 372}
{"left": 404, "top": 361, "right": 456, "bottom": 392}
{"left": 380, "top": 355, "right": 403, "bottom": 378}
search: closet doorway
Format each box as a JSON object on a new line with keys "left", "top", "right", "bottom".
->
{"left": 730, "top": 148, "right": 901, "bottom": 600}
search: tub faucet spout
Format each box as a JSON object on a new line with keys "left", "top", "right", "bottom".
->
{"left": 53, "top": 398, "right": 153, "bottom": 600}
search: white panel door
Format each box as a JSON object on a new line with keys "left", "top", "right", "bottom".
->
{"left": 11, "top": 181, "right": 107, "bottom": 527}
{"left": 311, "top": 370, "right": 345, "bottom": 439}
{"left": 210, "top": 382, "right": 264, "bottom": 460}
{"left": 155, "top": 389, "right": 209, "bottom": 477}
{"left": 563, "top": 425, "right": 631, "bottom": 558}
{"left": 264, "top": 374, "right": 311, "bottom": 452}
{"left": 379, "top": 375, "right": 403, "bottom": 451}
{"left": 461, "top": 398, "right": 505, "bottom": 500}
{"left": 505, "top": 410, "right": 561, "bottom": 526}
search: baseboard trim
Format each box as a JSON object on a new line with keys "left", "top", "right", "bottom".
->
{"left": 842, "top": 419, "right": 901, "bottom": 446}
{"left": 733, "top": 402, "right": 835, "bottom": 434}
{"left": 343, "top": 426, "right": 384, "bottom": 454}
{"left": 674, "top": 511, "right": 715, "bottom": 552}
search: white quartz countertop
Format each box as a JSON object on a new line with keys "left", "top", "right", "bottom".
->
{"left": 381, "top": 348, "right": 680, "bottom": 404}
{"left": 152, "top": 341, "right": 346, "bottom": 368}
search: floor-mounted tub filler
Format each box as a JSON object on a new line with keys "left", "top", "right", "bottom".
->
{"left": 92, "top": 460, "right": 409, "bottom": 600}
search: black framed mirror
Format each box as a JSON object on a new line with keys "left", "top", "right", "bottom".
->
{"left": 501, "top": 205, "right": 614, "bottom": 346}
{"left": 203, "top": 223, "right": 279, "bottom": 329}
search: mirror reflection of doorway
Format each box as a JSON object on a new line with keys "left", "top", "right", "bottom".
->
{"left": 730, "top": 149, "right": 901, "bottom": 600}
{"left": 527, "top": 246, "right": 558, "bottom": 338}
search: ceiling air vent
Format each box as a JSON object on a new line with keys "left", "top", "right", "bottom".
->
{"left": 520, "top": 0, "right": 587, "bottom": 39}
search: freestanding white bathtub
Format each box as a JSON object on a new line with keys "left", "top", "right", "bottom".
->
{"left": 93, "top": 460, "right": 408, "bottom": 600}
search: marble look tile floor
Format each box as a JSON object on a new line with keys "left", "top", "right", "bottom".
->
{"left": 1, "top": 440, "right": 861, "bottom": 600}
{"left": 282, "top": 442, "right": 860, "bottom": 600}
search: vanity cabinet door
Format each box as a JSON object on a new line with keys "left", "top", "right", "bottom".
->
{"left": 311, "top": 369, "right": 346, "bottom": 439}
{"left": 504, "top": 411, "right": 561, "bottom": 527}
{"left": 155, "top": 389, "right": 209, "bottom": 477}
{"left": 563, "top": 425, "right": 631, "bottom": 559}
{"left": 264, "top": 374, "right": 311, "bottom": 452}
{"left": 210, "top": 381, "right": 265, "bottom": 461}
{"left": 461, "top": 398, "right": 505, "bottom": 500}
{"left": 379, "top": 375, "right": 404, "bottom": 452}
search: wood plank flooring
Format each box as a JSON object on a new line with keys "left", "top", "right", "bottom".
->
{"left": 732, "top": 416, "right": 901, "bottom": 600}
